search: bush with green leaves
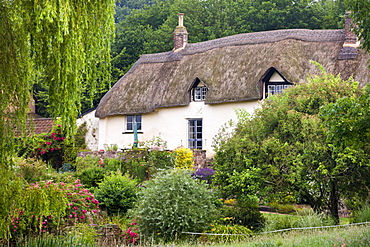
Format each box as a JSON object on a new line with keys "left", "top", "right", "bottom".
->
{"left": 94, "top": 172, "right": 138, "bottom": 216}
{"left": 76, "top": 166, "right": 106, "bottom": 189}
{"left": 205, "top": 223, "right": 252, "bottom": 243}
{"left": 219, "top": 196, "right": 265, "bottom": 231}
{"left": 352, "top": 204, "right": 370, "bottom": 223}
{"left": 132, "top": 168, "right": 217, "bottom": 242}
{"left": 174, "top": 147, "right": 194, "bottom": 169}
{"left": 13, "top": 157, "right": 48, "bottom": 183}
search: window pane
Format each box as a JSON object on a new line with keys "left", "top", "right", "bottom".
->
{"left": 268, "top": 85, "right": 275, "bottom": 95}
{"left": 196, "top": 141, "right": 202, "bottom": 149}
{"left": 136, "top": 123, "right": 142, "bottom": 130}
{"left": 135, "top": 115, "right": 141, "bottom": 123}
{"left": 189, "top": 141, "right": 195, "bottom": 149}
{"left": 197, "top": 133, "right": 202, "bottom": 139}
{"left": 127, "top": 115, "right": 133, "bottom": 122}
{"left": 127, "top": 123, "right": 133, "bottom": 131}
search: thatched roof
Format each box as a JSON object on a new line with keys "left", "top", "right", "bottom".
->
{"left": 96, "top": 29, "right": 370, "bottom": 118}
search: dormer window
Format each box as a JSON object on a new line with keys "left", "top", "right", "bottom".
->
{"left": 191, "top": 77, "right": 208, "bottom": 101}
{"left": 262, "top": 67, "right": 293, "bottom": 98}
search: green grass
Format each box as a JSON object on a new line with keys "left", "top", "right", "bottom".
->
{"left": 151, "top": 224, "right": 370, "bottom": 247}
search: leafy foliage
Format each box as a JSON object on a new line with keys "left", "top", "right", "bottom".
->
{"left": 94, "top": 172, "right": 138, "bottom": 216}
{"left": 174, "top": 147, "right": 194, "bottom": 170}
{"left": 213, "top": 63, "right": 366, "bottom": 222}
{"left": 111, "top": 0, "right": 346, "bottom": 80}
{"left": 8, "top": 180, "right": 100, "bottom": 241}
{"left": 0, "top": 0, "right": 115, "bottom": 167}
{"left": 132, "top": 169, "right": 217, "bottom": 242}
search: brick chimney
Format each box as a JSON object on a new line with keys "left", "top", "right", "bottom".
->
{"left": 338, "top": 12, "right": 359, "bottom": 60}
{"left": 173, "top": 13, "right": 188, "bottom": 50}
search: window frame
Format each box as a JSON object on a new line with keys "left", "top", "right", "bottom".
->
{"left": 192, "top": 86, "right": 208, "bottom": 101}
{"left": 126, "top": 115, "right": 142, "bottom": 132}
{"left": 188, "top": 118, "right": 203, "bottom": 149}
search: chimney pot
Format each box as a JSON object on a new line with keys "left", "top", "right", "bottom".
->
{"left": 178, "top": 13, "right": 184, "bottom": 27}
{"left": 173, "top": 13, "right": 188, "bottom": 50}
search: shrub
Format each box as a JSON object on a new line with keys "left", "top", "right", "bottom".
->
{"left": 292, "top": 211, "right": 327, "bottom": 228}
{"left": 174, "top": 147, "right": 194, "bottom": 169}
{"left": 13, "top": 157, "right": 48, "bottom": 183}
{"left": 146, "top": 150, "right": 174, "bottom": 174}
{"left": 94, "top": 172, "right": 138, "bottom": 216}
{"left": 269, "top": 203, "right": 297, "bottom": 214}
{"left": 104, "top": 157, "right": 125, "bottom": 172}
{"left": 76, "top": 166, "right": 106, "bottom": 189}
{"left": 352, "top": 204, "right": 370, "bottom": 223}
{"left": 132, "top": 169, "right": 217, "bottom": 242}
{"left": 192, "top": 167, "right": 215, "bottom": 184}
{"left": 205, "top": 223, "right": 252, "bottom": 243}
{"left": 262, "top": 214, "right": 295, "bottom": 232}
{"left": 9, "top": 180, "right": 100, "bottom": 241}
{"left": 219, "top": 196, "right": 265, "bottom": 231}
{"left": 74, "top": 156, "right": 101, "bottom": 172}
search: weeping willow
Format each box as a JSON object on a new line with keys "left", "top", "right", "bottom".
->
{"left": 0, "top": 0, "right": 115, "bottom": 168}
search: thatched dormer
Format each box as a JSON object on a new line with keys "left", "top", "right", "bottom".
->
{"left": 96, "top": 27, "right": 370, "bottom": 119}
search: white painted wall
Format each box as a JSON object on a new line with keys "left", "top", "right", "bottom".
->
{"left": 76, "top": 109, "right": 99, "bottom": 151}
{"left": 97, "top": 101, "right": 261, "bottom": 157}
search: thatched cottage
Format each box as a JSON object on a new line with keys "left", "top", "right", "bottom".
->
{"left": 94, "top": 13, "right": 370, "bottom": 157}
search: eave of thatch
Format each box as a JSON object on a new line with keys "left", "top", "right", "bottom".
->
{"left": 95, "top": 29, "right": 370, "bottom": 118}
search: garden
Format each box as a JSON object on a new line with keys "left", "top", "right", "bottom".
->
{"left": 1, "top": 125, "right": 370, "bottom": 246}
{"left": 2, "top": 68, "right": 370, "bottom": 246}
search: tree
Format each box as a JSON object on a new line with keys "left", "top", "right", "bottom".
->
{"left": 345, "top": 1, "right": 370, "bottom": 52}
{"left": 321, "top": 84, "right": 370, "bottom": 207}
{"left": 111, "top": 0, "right": 346, "bottom": 81}
{"left": 213, "top": 63, "right": 368, "bottom": 223}
{"left": 0, "top": 0, "right": 115, "bottom": 166}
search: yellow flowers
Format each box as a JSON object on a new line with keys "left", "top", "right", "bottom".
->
{"left": 174, "top": 147, "right": 194, "bottom": 170}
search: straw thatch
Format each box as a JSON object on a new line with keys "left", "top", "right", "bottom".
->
{"left": 95, "top": 29, "right": 370, "bottom": 118}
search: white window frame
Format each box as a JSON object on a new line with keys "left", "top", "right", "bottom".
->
{"left": 126, "top": 115, "right": 142, "bottom": 132}
{"left": 192, "top": 86, "right": 207, "bottom": 101}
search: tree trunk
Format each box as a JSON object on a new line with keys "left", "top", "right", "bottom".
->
{"left": 329, "top": 180, "right": 339, "bottom": 224}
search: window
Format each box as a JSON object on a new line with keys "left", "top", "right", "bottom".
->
{"left": 267, "top": 84, "right": 292, "bottom": 96}
{"left": 262, "top": 67, "right": 293, "bottom": 98}
{"left": 190, "top": 77, "right": 208, "bottom": 101}
{"left": 126, "top": 115, "right": 142, "bottom": 131}
{"left": 193, "top": 86, "right": 207, "bottom": 101}
{"left": 188, "top": 119, "right": 202, "bottom": 149}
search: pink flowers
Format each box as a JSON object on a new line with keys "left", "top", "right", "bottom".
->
{"left": 121, "top": 223, "right": 140, "bottom": 245}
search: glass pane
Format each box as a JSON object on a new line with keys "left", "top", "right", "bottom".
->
{"left": 197, "top": 133, "right": 202, "bottom": 138}
{"left": 196, "top": 141, "right": 202, "bottom": 149}
{"left": 197, "top": 120, "right": 202, "bottom": 126}
{"left": 127, "top": 123, "right": 133, "bottom": 131}
{"left": 135, "top": 115, "right": 141, "bottom": 123}
{"left": 189, "top": 141, "right": 195, "bottom": 149}
{"left": 136, "top": 123, "right": 142, "bottom": 130}
{"left": 197, "top": 126, "right": 202, "bottom": 132}
{"left": 268, "top": 85, "right": 275, "bottom": 95}
{"left": 127, "top": 115, "right": 133, "bottom": 122}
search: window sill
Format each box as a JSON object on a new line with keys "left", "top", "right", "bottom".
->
{"left": 122, "top": 131, "right": 144, "bottom": 134}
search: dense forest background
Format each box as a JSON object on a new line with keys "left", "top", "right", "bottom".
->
{"left": 33, "top": 0, "right": 347, "bottom": 116}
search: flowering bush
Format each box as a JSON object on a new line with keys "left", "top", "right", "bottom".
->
{"left": 192, "top": 167, "right": 215, "bottom": 184}
{"left": 17, "top": 124, "right": 67, "bottom": 169}
{"left": 64, "top": 179, "right": 100, "bottom": 225}
{"left": 121, "top": 221, "right": 140, "bottom": 245}
{"left": 174, "top": 147, "right": 194, "bottom": 169}
{"left": 9, "top": 180, "right": 100, "bottom": 239}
